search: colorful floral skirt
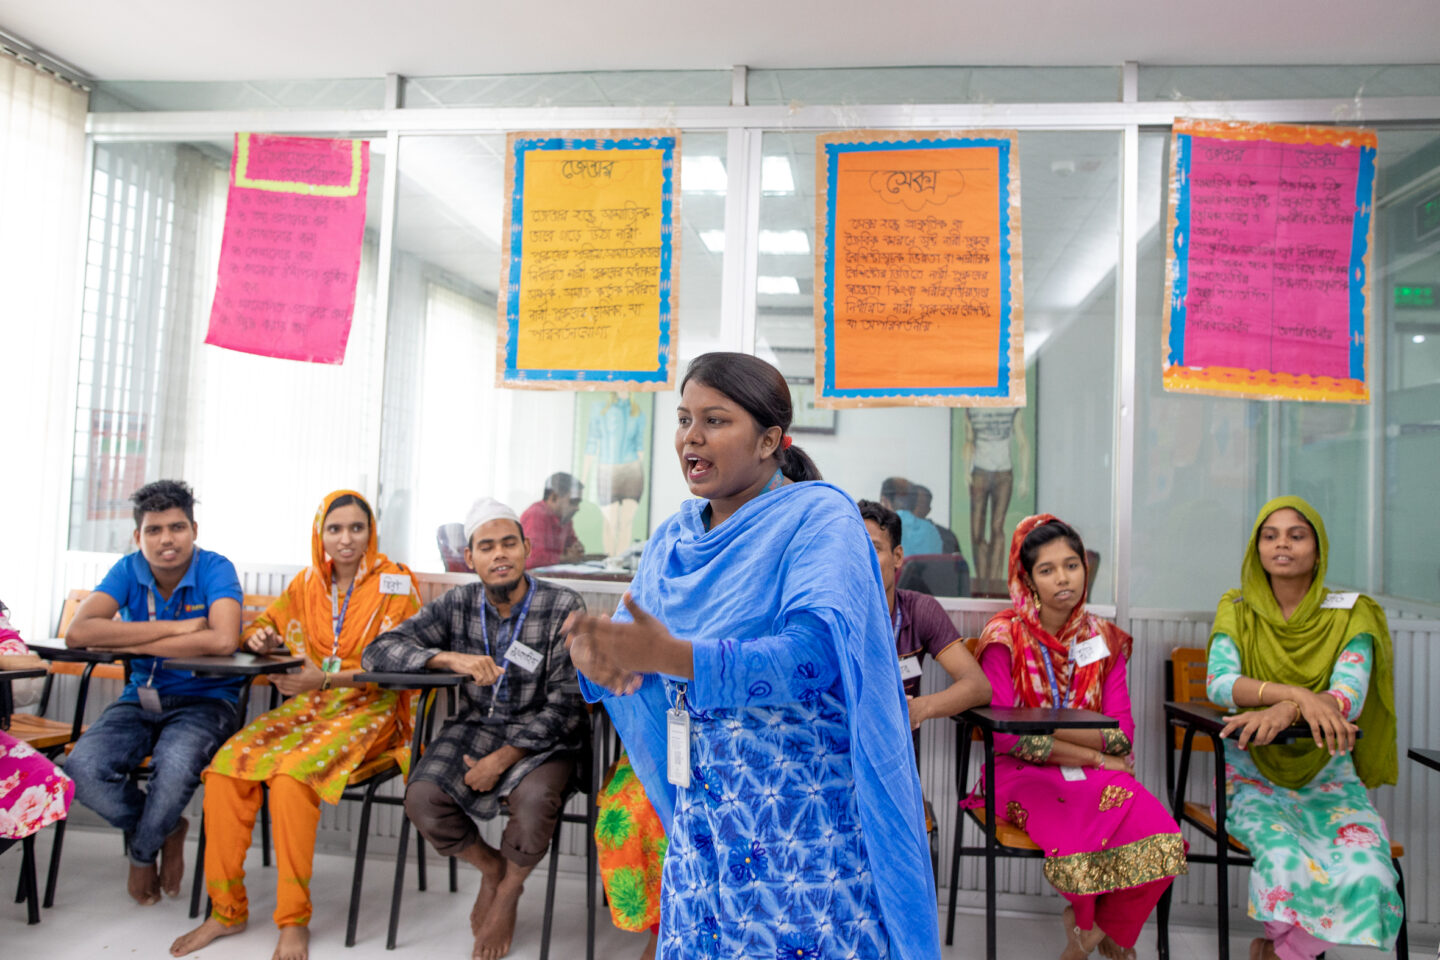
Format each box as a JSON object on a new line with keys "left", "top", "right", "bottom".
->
{"left": 1222, "top": 750, "right": 1402, "bottom": 949}
{"left": 0, "top": 732, "right": 73, "bottom": 840}
{"left": 596, "top": 752, "right": 666, "bottom": 933}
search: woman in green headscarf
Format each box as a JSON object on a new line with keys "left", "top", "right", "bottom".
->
{"left": 1206, "top": 496, "right": 1400, "bottom": 960}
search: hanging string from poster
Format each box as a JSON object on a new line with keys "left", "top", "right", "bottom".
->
{"left": 815, "top": 130, "right": 1024, "bottom": 409}
{"left": 204, "top": 133, "right": 370, "bottom": 364}
{"left": 1162, "top": 118, "right": 1377, "bottom": 403}
{"left": 498, "top": 129, "right": 679, "bottom": 390}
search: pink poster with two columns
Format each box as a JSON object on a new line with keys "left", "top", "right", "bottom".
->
{"left": 205, "top": 133, "right": 370, "bottom": 364}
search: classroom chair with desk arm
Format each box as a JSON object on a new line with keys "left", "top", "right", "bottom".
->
{"left": 945, "top": 701, "right": 1122, "bottom": 960}
{"left": 1156, "top": 646, "right": 1408, "bottom": 960}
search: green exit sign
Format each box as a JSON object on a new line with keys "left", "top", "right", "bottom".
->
{"left": 1419, "top": 192, "right": 1440, "bottom": 241}
{"left": 1395, "top": 284, "right": 1437, "bottom": 309}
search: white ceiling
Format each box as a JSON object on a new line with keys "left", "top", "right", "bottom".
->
{"left": 3, "top": 0, "right": 1439, "bottom": 82}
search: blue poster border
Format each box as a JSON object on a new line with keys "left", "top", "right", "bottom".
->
{"left": 820, "top": 136, "right": 1014, "bottom": 400}
{"left": 502, "top": 134, "right": 676, "bottom": 385}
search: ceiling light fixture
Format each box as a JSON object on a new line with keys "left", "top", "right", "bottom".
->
{"left": 758, "top": 230, "right": 810, "bottom": 254}
{"left": 757, "top": 276, "right": 801, "bottom": 295}
{"left": 682, "top": 156, "right": 727, "bottom": 193}
{"left": 762, "top": 157, "right": 795, "bottom": 194}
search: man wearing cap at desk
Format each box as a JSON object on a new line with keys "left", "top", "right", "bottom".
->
{"left": 362, "top": 497, "right": 586, "bottom": 960}
{"left": 64, "top": 479, "right": 243, "bottom": 907}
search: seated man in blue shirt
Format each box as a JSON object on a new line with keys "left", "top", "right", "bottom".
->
{"left": 880, "top": 476, "right": 944, "bottom": 556}
{"left": 65, "top": 480, "right": 243, "bottom": 906}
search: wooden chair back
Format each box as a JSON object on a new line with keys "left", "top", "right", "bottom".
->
{"left": 1168, "top": 645, "right": 1218, "bottom": 752}
{"left": 55, "top": 589, "right": 91, "bottom": 638}
{"left": 242, "top": 594, "right": 278, "bottom": 627}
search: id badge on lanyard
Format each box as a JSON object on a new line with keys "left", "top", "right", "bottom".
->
{"left": 138, "top": 590, "right": 164, "bottom": 713}
{"left": 666, "top": 683, "right": 691, "bottom": 789}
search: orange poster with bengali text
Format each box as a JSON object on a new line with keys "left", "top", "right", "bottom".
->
{"left": 815, "top": 131, "right": 1024, "bottom": 408}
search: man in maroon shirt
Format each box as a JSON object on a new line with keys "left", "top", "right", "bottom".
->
{"left": 520, "top": 472, "right": 586, "bottom": 569}
{"left": 857, "top": 499, "right": 991, "bottom": 729}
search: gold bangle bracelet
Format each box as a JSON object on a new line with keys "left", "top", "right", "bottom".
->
{"left": 1257, "top": 681, "right": 1269, "bottom": 705}
{"left": 1277, "top": 699, "right": 1301, "bottom": 723}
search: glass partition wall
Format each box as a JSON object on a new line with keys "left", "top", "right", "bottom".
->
{"left": 70, "top": 67, "right": 1440, "bottom": 617}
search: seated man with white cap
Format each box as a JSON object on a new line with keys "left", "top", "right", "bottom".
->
{"left": 362, "top": 497, "right": 587, "bottom": 960}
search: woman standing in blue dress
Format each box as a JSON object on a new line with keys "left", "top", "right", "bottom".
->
{"left": 566, "top": 352, "right": 937, "bottom": 959}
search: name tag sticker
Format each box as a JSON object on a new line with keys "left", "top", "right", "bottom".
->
{"left": 379, "top": 573, "right": 410, "bottom": 595}
{"left": 898, "top": 656, "right": 924, "bottom": 681}
{"left": 1060, "top": 766, "right": 1087, "bottom": 782}
{"left": 1320, "top": 591, "right": 1358, "bottom": 610}
{"left": 1072, "top": 635, "right": 1109, "bottom": 668}
{"left": 505, "top": 641, "right": 544, "bottom": 674}
{"left": 666, "top": 709, "right": 691, "bottom": 788}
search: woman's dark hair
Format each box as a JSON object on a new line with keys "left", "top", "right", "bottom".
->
{"left": 324, "top": 493, "right": 374, "bottom": 526}
{"left": 1018, "top": 519, "right": 1087, "bottom": 581}
{"left": 680, "top": 352, "right": 822, "bottom": 482}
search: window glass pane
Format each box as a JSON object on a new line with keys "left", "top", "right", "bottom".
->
{"left": 1132, "top": 128, "right": 1440, "bottom": 613}
{"left": 747, "top": 67, "right": 1120, "bottom": 106}
{"left": 402, "top": 71, "right": 731, "bottom": 109}
{"left": 754, "top": 130, "right": 1119, "bottom": 602}
{"left": 69, "top": 134, "right": 386, "bottom": 564}
{"left": 379, "top": 132, "right": 727, "bottom": 572}
{"left": 1138, "top": 65, "right": 1440, "bottom": 102}
{"left": 92, "top": 79, "right": 386, "bottom": 112}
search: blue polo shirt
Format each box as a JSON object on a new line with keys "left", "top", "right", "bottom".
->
{"left": 94, "top": 546, "right": 246, "bottom": 703}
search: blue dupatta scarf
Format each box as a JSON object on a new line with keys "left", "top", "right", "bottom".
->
{"left": 580, "top": 481, "right": 939, "bottom": 959}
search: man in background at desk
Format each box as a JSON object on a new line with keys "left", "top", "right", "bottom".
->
{"left": 63, "top": 479, "right": 243, "bottom": 906}
{"left": 362, "top": 497, "right": 586, "bottom": 960}
{"left": 520, "top": 471, "right": 586, "bottom": 569}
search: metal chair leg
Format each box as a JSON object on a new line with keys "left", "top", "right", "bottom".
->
{"left": 415, "top": 832, "right": 427, "bottom": 892}
{"left": 345, "top": 779, "right": 381, "bottom": 947}
{"left": 188, "top": 816, "right": 208, "bottom": 919}
{"left": 449, "top": 855, "right": 458, "bottom": 893}
{"left": 21, "top": 834, "right": 40, "bottom": 924}
{"left": 1155, "top": 883, "right": 1172, "bottom": 960}
{"left": 538, "top": 818, "right": 564, "bottom": 960}
{"left": 1392, "top": 856, "right": 1407, "bottom": 959}
{"left": 260, "top": 782, "right": 272, "bottom": 868}
{"left": 386, "top": 816, "right": 412, "bottom": 951}
{"left": 41, "top": 818, "right": 65, "bottom": 908}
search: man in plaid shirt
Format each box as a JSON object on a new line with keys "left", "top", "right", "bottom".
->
{"left": 362, "top": 498, "right": 586, "bottom": 960}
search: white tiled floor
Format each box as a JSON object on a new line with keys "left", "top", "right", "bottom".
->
{"left": 2, "top": 827, "right": 1431, "bottom": 958}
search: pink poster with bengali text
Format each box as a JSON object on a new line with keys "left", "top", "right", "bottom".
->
{"left": 1162, "top": 119, "right": 1375, "bottom": 404}
{"left": 205, "top": 133, "right": 370, "bottom": 364}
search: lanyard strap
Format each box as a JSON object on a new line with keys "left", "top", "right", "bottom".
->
{"left": 481, "top": 578, "right": 537, "bottom": 710}
{"left": 330, "top": 577, "right": 356, "bottom": 661}
{"left": 144, "top": 589, "right": 163, "bottom": 687}
{"left": 891, "top": 602, "right": 904, "bottom": 644}
{"left": 1039, "top": 645, "right": 1072, "bottom": 709}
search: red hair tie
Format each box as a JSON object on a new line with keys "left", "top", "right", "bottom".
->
{"left": 780, "top": 435, "right": 793, "bottom": 450}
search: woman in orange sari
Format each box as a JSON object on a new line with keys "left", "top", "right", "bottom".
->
{"left": 170, "top": 490, "right": 420, "bottom": 960}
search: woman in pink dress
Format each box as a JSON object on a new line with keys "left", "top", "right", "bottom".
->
{"left": 969, "top": 516, "right": 1185, "bottom": 960}
{"left": 0, "top": 600, "right": 73, "bottom": 843}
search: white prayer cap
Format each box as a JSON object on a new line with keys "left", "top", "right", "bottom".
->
{"left": 464, "top": 497, "right": 522, "bottom": 542}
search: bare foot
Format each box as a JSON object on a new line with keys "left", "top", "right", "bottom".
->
{"left": 272, "top": 926, "right": 309, "bottom": 960}
{"left": 1249, "top": 938, "right": 1277, "bottom": 960}
{"left": 170, "top": 917, "right": 246, "bottom": 956}
{"left": 473, "top": 882, "right": 523, "bottom": 960}
{"left": 1059, "top": 905, "right": 1106, "bottom": 960}
{"left": 640, "top": 931, "right": 657, "bottom": 960}
{"left": 160, "top": 817, "right": 189, "bottom": 898}
{"left": 462, "top": 842, "right": 507, "bottom": 936}
{"left": 128, "top": 861, "right": 162, "bottom": 906}
{"left": 1098, "top": 935, "right": 1135, "bottom": 960}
